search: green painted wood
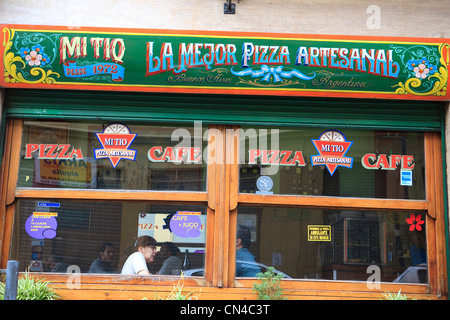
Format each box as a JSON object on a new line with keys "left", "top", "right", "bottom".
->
{"left": 5, "top": 89, "right": 443, "bottom": 131}
{"left": 2, "top": 26, "right": 449, "bottom": 100}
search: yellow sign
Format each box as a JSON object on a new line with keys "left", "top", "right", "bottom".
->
{"left": 308, "top": 225, "right": 331, "bottom": 241}
{"left": 32, "top": 212, "right": 58, "bottom": 218}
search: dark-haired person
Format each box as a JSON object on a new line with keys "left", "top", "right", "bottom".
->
{"left": 235, "top": 225, "right": 260, "bottom": 277}
{"left": 121, "top": 236, "right": 157, "bottom": 275}
{"left": 158, "top": 242, "right": 182, "bottom": 275}
{"left": 88, "top": 242, "right": 114, "bottom": 273}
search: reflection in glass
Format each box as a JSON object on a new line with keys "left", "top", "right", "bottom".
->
{"left": 10, "top": 200, "right": 206, "bottom": 276}
{"left": 237, "top": 207, "right": 427, "bottom": 284}
{"left": 18, "top": 121, "right": 207, "bottom": 191}
{"left": 239, "top": 127, "right": 425, "bottom": 199}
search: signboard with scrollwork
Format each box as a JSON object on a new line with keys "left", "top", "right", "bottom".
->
{"left": 1, "top": 25, "right": 449, "bottom": 100}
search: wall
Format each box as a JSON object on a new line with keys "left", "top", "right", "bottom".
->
{"left": 0, "top": 0, "right": 449, "bottom": 298}
{"left": 0, "top": 0, "right": 449, "bottom": 37}
{"left": 1, "top": 4, "right": 449, "bottom": 204}
{"left": 3, "top": 0, "right": 449, "bottom": 230}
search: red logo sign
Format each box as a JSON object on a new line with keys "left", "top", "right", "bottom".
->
{"left": 94, "top": 123, "right": 137, "bottom": 168}
{"left": 311, "top": 130, "right": 353, "bottom": 176}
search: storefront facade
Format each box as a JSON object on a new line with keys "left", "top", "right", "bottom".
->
{"left": 0, "top": 24, "right": 449, "bottom": 300}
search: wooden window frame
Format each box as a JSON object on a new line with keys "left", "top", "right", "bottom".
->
{"left": 0, "top": 120, "right": 447, "bottom": 299}
{"left": 223, "top": 125, "right": 447, "bottom": 298}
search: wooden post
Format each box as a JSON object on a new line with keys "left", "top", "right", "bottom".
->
{"left": 4, "top": 260, "right": 19, "bottom": 300}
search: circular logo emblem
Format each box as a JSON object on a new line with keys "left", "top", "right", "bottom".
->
{"left": 256, "top": 176, "right": 273, "bottom": 193}
{"left": 25, "top": 214, "right": 58, "bottom": 239}
{"left": 170, "top": 211, "right": 202, "bottom": 238}
{"left": 319, "top": 130, "right": 345, "bottom": 141}
{"left": 103, "top": 123, "right": 131, "bottom": 134}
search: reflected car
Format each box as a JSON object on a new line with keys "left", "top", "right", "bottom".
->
{"left": 393, "top": 263, "right": 427, "bottom": 284}
{"left": 184, "top": 261, "right": 291, "bottom": 278}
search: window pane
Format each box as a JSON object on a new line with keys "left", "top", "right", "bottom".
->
{"left": 10, "top": 200, "right": 206, "bottom": 276}
{"left": 239, "top": 127, "right": 425, "bottom": 199}
{"left": 18, "top": 121, "right": 207, "bottom": 191}
{"left": 236, "top": 206, "right": 427, "bottom": 284}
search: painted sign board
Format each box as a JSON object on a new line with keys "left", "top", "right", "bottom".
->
{"left": 1, "top": 25, "right": 449, "bottom": 100}
{"left": 308, "top": 225, "right": 331, "bottom": 241}
{"left": 25, "top": 212, "right": 58, "bottom": 239}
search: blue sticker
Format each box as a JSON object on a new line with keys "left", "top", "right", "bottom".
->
{"left": 38, "top": 202, "right": 60, "bottom": 208}
{"left": 401, "top": 169, "right": 413, "bottom": 186}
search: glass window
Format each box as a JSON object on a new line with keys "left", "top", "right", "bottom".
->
{"left": 10, "top": 200, "right": 206, "bottom": 276}
{"left": 236, "top": 206, "right": 427, "bottom": 284}
{"left": 18, "top": 121, "right": 207, "bottom": 191}
{"left": 239, "top": 127, "right": 425, "bottom": 199}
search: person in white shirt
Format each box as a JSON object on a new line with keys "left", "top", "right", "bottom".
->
{"left": 121, "top": 236, "right": 157, "bottom": 275}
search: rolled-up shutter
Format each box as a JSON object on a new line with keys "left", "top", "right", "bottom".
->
{"left": 5, "top": 89, "right": 443, "bottom": 131}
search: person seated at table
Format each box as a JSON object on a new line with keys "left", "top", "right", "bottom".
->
{"left": 120, "top": 236, "right": 157, "bottom": 275}
{"left": 235, "top": 225, "right": 260, "bottom": 277}
{"left": 88, "top": 242, "right": 114, "bottom": 273}
{"left": 158, "top": 242, "right": 182, "bottom": 275}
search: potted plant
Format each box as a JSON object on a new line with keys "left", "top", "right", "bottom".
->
{"left": 252, "top": 267, "right": 287, "bottom": 300}
{"left": 0, "top": 272, "right": 60, "bottom": 300}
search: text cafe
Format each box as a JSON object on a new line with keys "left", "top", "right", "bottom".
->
{"left": 0, "top": 25, "right": 449, "bottom": 300}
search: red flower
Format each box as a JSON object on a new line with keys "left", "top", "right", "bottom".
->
{"left": 406, "top": 214, "right": 425, "bottom": 231}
